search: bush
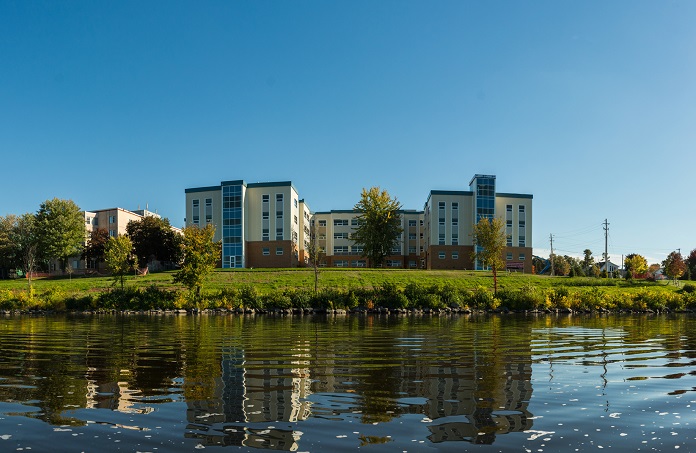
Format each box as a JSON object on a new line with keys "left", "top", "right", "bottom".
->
{"left": 262, "top": 292, "right": 292, "bottom": 310}
{"left": 239, "top": 285, "right": 261, "bottom": 310}
{"left": 466, "top": 286, "right": 496, "bottom": 310}
{"left": 404, "top": 282, "right": 427, "bottom": 307}
{"left": 440, "top": 283, "right": 463, "bottom": 308}
{"left": 682, "top": 284, "right": 696, "bottom": 294}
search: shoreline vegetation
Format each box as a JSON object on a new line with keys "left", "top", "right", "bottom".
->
{"left": 0, "top": 269, "right": 694, "bottom": 315}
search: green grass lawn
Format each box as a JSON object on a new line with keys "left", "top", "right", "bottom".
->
{"left": 0, "top": 268, "right": 682, "bottom": 297}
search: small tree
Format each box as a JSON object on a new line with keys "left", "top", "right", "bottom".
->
{"left": 625, "top": 253, "right": 648, "bottom": 279}
{"left": 472, "top": 216, "right": 507, "bottom": 295}
{"left": 662, "top": 251, "right": 686, "bottom": 285}
{"left": 174, "top": 224, "right": 220, "bottom": 302}
{"left": 35, "top": 198, "right": 85, "bottom": 272}
{"left": 351, "top": 187, "right": 403, "bottom": 268}
{"left": 104, "top": 235, "right": 136, "bottom": 290}
{"left": 582, "top": 249, "right": 594, "bottom": 275}
{"left": 306, "top": 220, "right": 323, "bottom": 295}
{"left": 686, "top": 249, "right": 696, "bottom": 281}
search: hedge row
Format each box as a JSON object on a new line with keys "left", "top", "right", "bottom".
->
{"left": 1, "top": 283, "right": 695, "bottom": 313}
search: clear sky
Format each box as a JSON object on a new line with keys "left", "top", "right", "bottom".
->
{"left": 1, "top": 0, "right": 694, "bottom": 266}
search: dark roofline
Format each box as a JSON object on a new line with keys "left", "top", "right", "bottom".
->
{"left": 497, "top": 192, "right": 533, "bottom": 199}
{"left": 313, "top": 209, "right": 424, "bottom": 215}
{"left": 185, "top": 185, "right": 221, "bottom": 194}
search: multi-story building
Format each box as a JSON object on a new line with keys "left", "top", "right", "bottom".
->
{"left": 185, "top": 181, "right": 307, "bottom": 268}
{"left": 184, "top": 174, "right": 532, "bottom": 272}
{"left": 423, "top": 175, "right": 533, "bottom": 273}
{"left": 312, "top": 209, "right": 424, "bottom": 269}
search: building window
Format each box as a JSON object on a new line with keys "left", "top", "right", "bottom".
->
{"left": 294, "top": 198, "right": 298, "bottom": 208}
{"left": 276, "top": 228, "right": 283, "bottom": 241}
{"left": 351, "top": 245, "right": 363, "bottom": 254}
{"left": 519, "top": 236, "right": 526, "bottom": 247}
{"left": 408, "top": 246, "right": 416, "bottom": 254}
{"left": 294, "top": 215, "right": 298, "bottom": 225}
{"left": 334, "top": 232, "right": 349, "bottom": 240}
{"left": 276, "top": 247, "right": 284, "bottom": 255}
{"left": 334, "top": 219, "right": 349, "bottom": 226}
{"left": 318, "top": 220, "right": 327, "bottom": 227}
{"left": 409, "top": 260, "right": 417, "bottom": 268}
{"left": 262, "top": 248, "right": 270, "bottom": 256}
{"left": 438, "top": 252, "right": 446, "bottom": 259}
{"left": 334, "top": 246, "right": 349, "bottom": 255}
{"left": 109, "top": 215, "right": 116, "bottom": 224}
{"left": 335, "top": 260, "right": 348, "bottom": 267}
{"left": 519, "top": 253, "right": 526, "bottom": 260}
{"left": 262, "top": 228, "right": 270, "bottom": 241}
{"left": 408, "top": 220, "right": 417, "bottom": 227}
{"left": 391, "top": 246, "right": 401, "bottom": 255}
{"left": 109, "top": 229, "right": 116, "bottom": 237}
{"left": 205, "top": 198, "right": 213, "bottom": 223}
{"left": 507, "top": 252, "right": 513, "bottom": 260}
{"left": 452, "top": 252, "right": 459, "bottom": 260}
{"left": 452, "top": 233, "right": 458, "bottom": 246}
{"left": 191, "top": 200, "right": 199, "bottom": 225}
{"left": 409, "top": 233, "right": 416, "bottom": 240}
{"left": 439, "top": 234, "right": 445, "bottom": 245}
{"left": 351, "top": 260, "right": 366, "bottom": 267}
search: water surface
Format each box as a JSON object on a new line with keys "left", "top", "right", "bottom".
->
{"left": 0, "top": 314, "right": 694, "bottom": 451}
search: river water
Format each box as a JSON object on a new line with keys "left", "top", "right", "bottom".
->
{"left": 0, "top": 314, "right": 694, "bottom": 452}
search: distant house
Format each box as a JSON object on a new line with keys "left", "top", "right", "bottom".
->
{"left": 597, "top": 260, "right": 620, "bottom": 274}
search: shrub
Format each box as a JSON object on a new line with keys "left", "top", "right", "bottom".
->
{"left": 440, "top": 283, "right": 463, "bottom": 308}
{"left": 682, "top": 283, "right": 695, "bottom": 294}
{"left": 376, "top": 282, "right": 402, "bottom": 308}
{"left": 239, "top": 285, "right": 261, "bottom": 310}
{"left": 404, "top": 282, "right": 427, "bottom": 307}
{"left": 467, "top": 286, "right": 495, "bottom": 310}
{"left": 262, "top": 292, "right": 292, "bottom": 310}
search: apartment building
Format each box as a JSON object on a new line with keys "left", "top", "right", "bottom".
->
{"left": 312, "top": 209, "right": 424, "bottom": 268}
{"left": 184, "top": 181, "right": 307, "bottom": 268}
{"left": 185, "top": 174, "right": 532, "bottom": 272}
{"left": 423, "top": 175, "right": 533, "bottom": 273}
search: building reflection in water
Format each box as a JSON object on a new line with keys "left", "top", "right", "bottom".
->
{"left": 185, "top": 321, "right": 534, "bottom": 448}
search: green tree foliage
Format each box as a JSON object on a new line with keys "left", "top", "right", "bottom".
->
{"left": 174, "top": 224, "right": 220, "bottom": 301}
{"left": 104, "top": 235, "right": 136, "bottom": 290}
{"left": 82, "top": 228, "right": 110, "bottom": 268}
{"left": 306, "top": 220, "right": 323, "bottom": 294}
{"left": 472, "top": 216, "right": 507, "bottom": 295}
{"left": 582, "top": 249, "right": 594, "bottom": 275}
{"left": 10, "top": 214, "right": 39, "bottom": 290}
{"left": 662, "top": 251, "right": 686, "bottom": 284}
{"left": 126, "top": 216, "right": 183, "bottom": 268}
{"left": 351, "top": 187, "right": 403, "bottom": 268}
{"left": 0, "top": 214, "right": 19, "bottom": 270}
{"left": 35, "top": 198, "right": 85, "bottom": 272}
{"left": 625, "top": 253, "right": 648, "bottom": 279}
{"left": 686, "top": 249, "right": 696, "bottom": 281}
{"left": 551, "top": 254, "right": 570, "bottom": 276}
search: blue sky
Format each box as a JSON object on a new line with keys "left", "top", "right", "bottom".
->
{"left": 1, "top": 0, "right": 695, "bottom": 265}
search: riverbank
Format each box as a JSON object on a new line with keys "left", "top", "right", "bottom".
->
{"left": 0, "top": 269, "right": 693, "bottom": 313}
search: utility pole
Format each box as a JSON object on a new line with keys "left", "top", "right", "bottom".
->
{"left": 550, "top": 233, "right": 554, "bottom": 277}
{"left": 603, "top": 219, "right": 610, "bottom": 278}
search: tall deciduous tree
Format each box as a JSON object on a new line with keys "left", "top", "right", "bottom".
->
{"left": 126, "top": 216, "right": 182, "bottom": 268}
{"left": 0, "top": 214, "right": 19, "bottom": 271}
{"left": 351, "top": 187, "right": 403, "bottom": 268}
{"left": 625, "top": 253, "right": 648, "bottom": 279}
{"left": 12, "top": 214, "right": 39, "bottom": 290}
{"left": 174, "top": 224, "right": 220, "bottom": 301}
{"left": 662, "top": 251, "right": 686, "bottom": 285}
{"left": 35, "top": 198, "right": 84, "bottom": 272}
{"left": 104, "top": 235, "right": 136, "bottom": 290}
{"left": 472, "top": 216, "right": 507, "bottom": 295}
